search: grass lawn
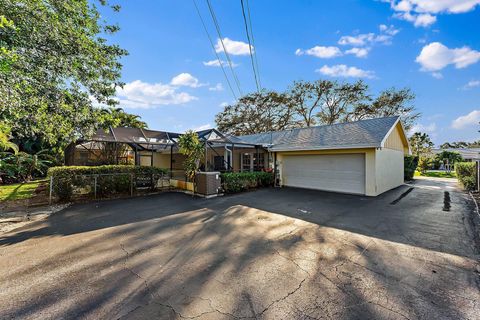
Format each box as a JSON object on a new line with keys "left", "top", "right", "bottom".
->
{"left": 414, "top": 171, "right": 457, "bottom": 178}
{"left": 0, "top": 180, "right": 46, "bottom": 201}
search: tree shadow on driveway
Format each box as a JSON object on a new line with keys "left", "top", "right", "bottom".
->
{"left": 0, "top": 179, "right": 479, "bottom": 319}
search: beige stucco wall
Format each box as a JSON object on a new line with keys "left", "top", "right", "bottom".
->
{"left": 375, "top": 148, "right": 404, "bottom": 195}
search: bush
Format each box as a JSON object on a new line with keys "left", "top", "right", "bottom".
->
{"left": 220, "top": 171, "right": 274, "bottom": 193}
{"left": 47, "top": 165, "right": 169, "bottom": 200}
{"left": 404, "top": 155, "right": 418, "bottom": 181}
{"left": 417, "top": 156, "right": 432, "bottom": 174}
{"left": 456, "top": 162, "right": 477, "bottom": 191}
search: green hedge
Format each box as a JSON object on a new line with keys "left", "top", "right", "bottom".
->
{"left": 220, "top": 171, "right": 274, "bottom": 193}
{"left": 455, "top": 162, "right": 477, "bottom": 191}
{"left": 47, "top": 165, "right": 169, "bottom": 200}
{"left": 404, "top": 155, "right": 419, "bottom": 181}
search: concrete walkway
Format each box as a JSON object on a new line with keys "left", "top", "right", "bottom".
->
{"left": 0, "top": 177, "right": 479, "bottom": 319}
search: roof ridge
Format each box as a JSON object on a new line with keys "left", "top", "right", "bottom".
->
{"left": 239, "top": 116, "right": 399, "bottom": 138}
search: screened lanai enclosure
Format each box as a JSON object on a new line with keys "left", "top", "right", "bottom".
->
{"left": 65, "top": 127, "right": 271, "bottom": 178}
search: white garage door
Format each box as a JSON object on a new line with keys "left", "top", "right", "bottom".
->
{"left": 282, "top": 154, "right": 366, "bottom": 195}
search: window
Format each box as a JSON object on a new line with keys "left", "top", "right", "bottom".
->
{"left": 242, "top": 153, "right": 251, "bottom": 172}
{"left": 254, "top": 153, "right": 265, "bottom": 170}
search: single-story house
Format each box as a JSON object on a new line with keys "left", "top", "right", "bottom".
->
{"left": 66, "top": 116, "right": 409, "bottom": 196}
{"left": 432, "top": 148, "right": 480, "bottom": 162}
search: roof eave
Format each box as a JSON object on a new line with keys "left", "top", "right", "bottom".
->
{"left": 268, "top": 144, "right": 380, "bottom": 152}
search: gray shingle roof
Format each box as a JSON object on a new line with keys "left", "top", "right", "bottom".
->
{"left": 237, "top": 116, "right": 400, "bottom": 151}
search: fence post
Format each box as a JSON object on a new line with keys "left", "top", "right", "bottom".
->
{"left": 94, "top": 175, "right": 97, "bottom": 199}
{"left": 49, "top": 175, "right": 53, "bottom": 205}
{"left": 130, "top": 173, "right": 134, "bottom": 196}
{"left": 475, "top": 160, "right": 480, "bottom": 191}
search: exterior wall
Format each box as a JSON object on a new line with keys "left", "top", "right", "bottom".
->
{"left": 276, "top": 148, "right": 377, "bottom": 196}
{"left": 206, "top": 146, "right": 268, "bottom": 172}
{"left": 384, "top": 123, "right": 409, "bottom": 154}
{"left": 375, "top": 148, "right": 404, "bottom": 195}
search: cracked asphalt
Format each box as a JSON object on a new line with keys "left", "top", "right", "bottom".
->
{"left": 0, "top": 177, "right": 479, "bottom": 319}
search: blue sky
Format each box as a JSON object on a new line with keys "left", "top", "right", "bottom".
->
{"left": 100, "top": 0, "right": 480, "bottom": 146}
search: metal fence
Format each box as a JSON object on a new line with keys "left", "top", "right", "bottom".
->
{"left": 48, "top": 171, "right": 173, "bottom": 204}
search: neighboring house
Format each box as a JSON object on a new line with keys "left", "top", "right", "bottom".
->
{"left": 432, "top": 148, "right": 480, "bottom": 162}
{"left": 67, "top": 116, "right": 409, "bottom": 196}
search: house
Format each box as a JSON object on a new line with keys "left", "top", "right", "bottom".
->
{"left": 238, "top": 116, "right": 409, "bottom": 196}
{"left": 432, "top": 148, "right": 480, "bottom": 162}
{"left": 66, "top": 116, "right": 409, "bottom": 196}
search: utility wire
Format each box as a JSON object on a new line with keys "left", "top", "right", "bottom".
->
{"left": 245, "top": 0, "right": 262, "bottom": 89}
{"left": 240, "top": 0, "right": 260, "bottom": 92}
{"left": 205, "top": 0, "right": 243, "bottom": 96}
{"left": 192, "top": 0, "right": 237, "bottom": 100}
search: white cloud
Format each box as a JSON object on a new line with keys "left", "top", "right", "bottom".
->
{"left": 215, "top": 38, "right": 252, "bottom": 56}
{"left": 295, "top": 46, "right": 342, "bottom": 58}
{"left": 463, "top": 80, "right": 480, "bottom": 90}
{"left": 170, "top": 73, "right": 205, "bottom": 88}
{"left": 338, "top": 25, "right": 399, "bottom": 47}
{"left": 116, "top": 80, "right": 197, "bottom": 109}
{"left": 416, "top": 42, "right": 480, "bottom": 71}
{"left": 316, "top": 64, "right": 376, "bottom": 79}
{"left": 203, "top": 59, "right": 238, "bottom": 68}
{"left": 345, "top": 47, "right": 370, "bottom": 58}
{"left": 338, "top": 33, "right": 376, "bottom": 46}
{"left": 379, "top": 24, "right": 400, "bottom": 36}
{"left": 431, "top": 72, "right": 443, "bottom": 79}
{"left": 384, "top": 0, "right": 480, "bottom": 27}
{"left": 219, "top": 101, "right": 229, "bottom": 108}
{"left": 409, "top": 122, "right": 437, "bottom": 135}
{"left": 451, "top": 110, "right": 480, "bottom": 129}
{"left": 394, "top": 12, "right": 437, "bottom": 27}
{"left": 209, "top": 83, "right": 224, "bottom": 91}
{"left": 191, "top": 124, "right": 212, "bottom": 132}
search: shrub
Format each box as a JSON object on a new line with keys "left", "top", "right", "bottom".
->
{"left": 404, "top": 155, "right": 418, "bottom": 181}
{"left": 47, "top": 165, "right": 169, "bottom": 200}
{"left": 220, "top": 171, "right": 274, "bottom": 193}
{"left": 417, "top": 156, "right": 432, "bottom": 174}
{"left": 456, "top": 162, "right": 477, "bottom": 191}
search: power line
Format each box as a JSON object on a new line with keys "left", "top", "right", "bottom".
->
{"left": 192, "top": 0, "right": 237, "bottom": 100}
{"left": 205, "top": 0, "right": 243, "bottom": 96}
{"left": 245, "top": 0, "right": 262, "bottom": 89}
{"left": 240, "top": 0, "right": 260, "bottom": 92}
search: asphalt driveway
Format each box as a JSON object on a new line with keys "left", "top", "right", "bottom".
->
{"left": 0, "top": 178, "right": 479, "bottom": 319}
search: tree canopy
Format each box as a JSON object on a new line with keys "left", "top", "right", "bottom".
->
{"left": 215, "top": 91, "right": 295, "bottom": 135}
{"left": 439, "top": 140, "right": 480, "bottom": 149}
{"left": 0, "top": 0, "right": 141, "bottom": 156}
{"left": 215, "top": 79, "right": 419, "bottom": 135}
{"left": 409, "top": 132, "right": 434, "bottom": 156}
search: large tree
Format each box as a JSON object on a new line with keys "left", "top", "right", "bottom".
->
{"left": 409, "top": 132, "right": 434, "bottom": 156}
{"left": 215, "top": 79, "right": 419, "bottom": 135}
{"left": 215, "top": 91, "right": 295, "bottom": 135}
{"left": 351, "top": 88, "right": 418, "bottom": 130}
{"left": 0, "top": 0, "right": 129, "bottom": 153}
{"left": 288, "top": 80, "right": 369, "bottom": 127}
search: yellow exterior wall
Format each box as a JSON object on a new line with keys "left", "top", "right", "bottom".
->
{"left": 383, "top": 123, "right": 409, "bottom": 154}
{"left": 375, "top": 148, "right": 404, "bottom": 195}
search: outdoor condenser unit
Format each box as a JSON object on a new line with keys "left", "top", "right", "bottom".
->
{"left": 195, "top": 172, "right": 221, "bottom": 197}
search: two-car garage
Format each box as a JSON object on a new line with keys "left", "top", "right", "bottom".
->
{"left": 239, "top": 116, "right": 410, "bottom": 197}
{"left": 281, "top": 154, "right": 366, "bottom": 195}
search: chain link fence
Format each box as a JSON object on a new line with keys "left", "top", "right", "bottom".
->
{"left": 48, "top": 171, "right": 172, "bottom": 204}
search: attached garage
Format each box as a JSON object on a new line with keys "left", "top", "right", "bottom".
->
{"left": 282, "top": 154, "right": 366, "bottom": 195}
{"left": 239, "top": 116, "right": 410, "bottom": 196}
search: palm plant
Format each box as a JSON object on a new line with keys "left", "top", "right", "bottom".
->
{"left": 0, "top": 123, "right": 18, "bottom": 154}
{"left": 1, "top": 150, "right": 52, "bottom": 182}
